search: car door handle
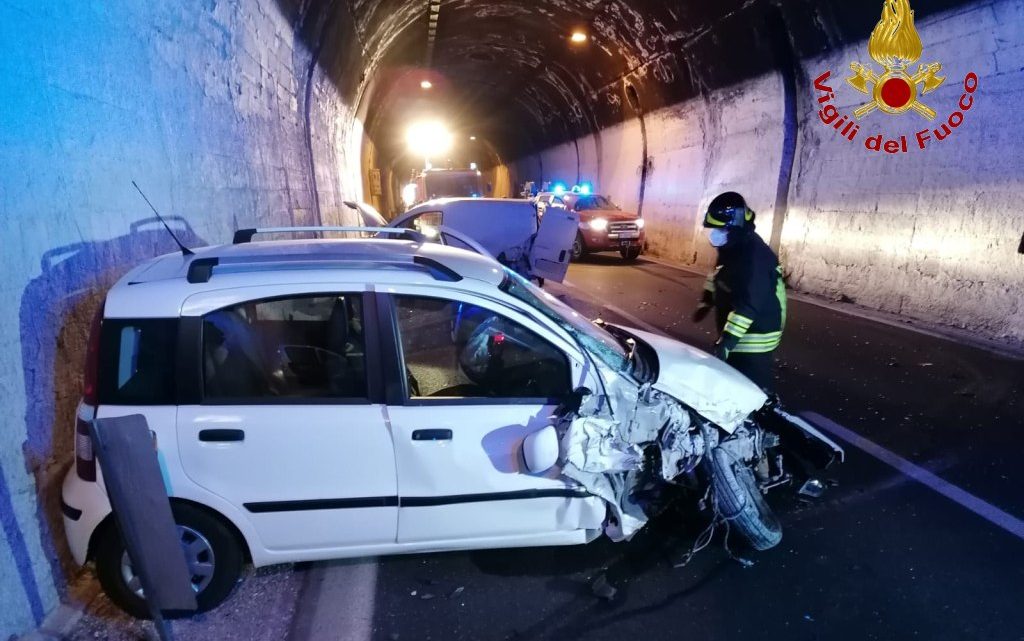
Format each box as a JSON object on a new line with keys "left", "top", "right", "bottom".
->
{"left": 198, "top": 429, "right": 245, "bottom": 442}
{"left": 412, "top": 429, "right": 453, "bottom": 441}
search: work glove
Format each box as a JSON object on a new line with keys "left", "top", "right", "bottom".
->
{"left": 714, "top": 333, "right": 739, "bottom": 361}
{"left": 692, "top": 290, "right": 714, "bottom": 323}
{"left": 692, "top": 303, "right": 711, "bottom": 323}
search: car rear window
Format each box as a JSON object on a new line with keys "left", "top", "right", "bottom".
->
{"left": 98, "top": 319, "right": 178, "bottom": 405}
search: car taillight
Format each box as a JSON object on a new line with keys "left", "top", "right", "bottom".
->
{"left": 82, "top": 303, "right": 103, "bottom": 405}
{"left": 75, "top": 415, "right": 96, "bottom": 482}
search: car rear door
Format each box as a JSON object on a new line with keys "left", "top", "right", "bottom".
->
{"left": 378, "top": 287, "right": 604, "bottom": 544}
{"left": 175, "top": 286, "right": 398, "bottom": 555}
{"left": 529, "top": 206, "right": 579, "bottom": 283}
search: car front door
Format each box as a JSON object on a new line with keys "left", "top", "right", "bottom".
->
{"left": 529, "top": 206, "right": 579, "bottom": 282}
{"left": 380, "top": 288, "right": 604, "bottom": 544}
{"left": 176, "top": 288, "right": 398, "bottom": 556}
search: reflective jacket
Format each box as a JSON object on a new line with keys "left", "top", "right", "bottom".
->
{"left": 703, "top": 229, "right": 787, "bottom": 354}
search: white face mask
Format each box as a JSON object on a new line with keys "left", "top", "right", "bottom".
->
{"left": 709, "top": 229, "right": 730, "bottom": 247}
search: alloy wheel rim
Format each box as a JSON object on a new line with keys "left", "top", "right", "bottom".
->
{"left": 120, "top": 525, "right": 216, "bottom": 597}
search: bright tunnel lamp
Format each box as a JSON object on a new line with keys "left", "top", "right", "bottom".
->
{"left": 406, "top": 120, "right": 453, "bottom": 160}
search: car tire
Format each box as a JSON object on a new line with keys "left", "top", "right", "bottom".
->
{"left": 619, "top": 247, "right": 641, "bottom": 261}
{"left": 94, "top": 502, "right": 244, "bottom": 619}
{"left": 708, "top": 446, "right": 783, "bottom": 552}
{"left": 571, "top": 233, "right": 586, "bottom": 262}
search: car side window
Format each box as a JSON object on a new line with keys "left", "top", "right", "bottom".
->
{"left": 393, "top": 295, "right": 571, "bottom": 401}
{"left": 201, "top": 294, "right": 367, "bottom": 402}
{"left": 440, "top": 232, "right": 475, "bottom": 253}
{"left": 98, "top": 319, "right": 178, "bottom": 405}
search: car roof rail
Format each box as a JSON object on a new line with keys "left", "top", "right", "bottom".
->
{"left": 185, "top": 252, "right": 463, "bottom": 285}
{"left": 232, "top": 226, "right": 424, "bottom": 244}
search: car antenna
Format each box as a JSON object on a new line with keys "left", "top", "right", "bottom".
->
{"left": 131, "top": 180, "right": 194, "bottom": 256}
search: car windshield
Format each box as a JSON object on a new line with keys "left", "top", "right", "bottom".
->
{"left": 574, "top": 195, "right": 619, "bottom": 211}
{"left": 500, "top": 270, "right": 630, "bottom": 374}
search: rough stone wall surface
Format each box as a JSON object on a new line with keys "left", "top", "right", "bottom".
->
{"left": 515, "top": 0, "right": 1024, "bottom": 345}
{"left": 0, "top": 1, "right": 360, "bottom": 637}
{"left": 784, "top": 1, "right": 1024, "bottom": 343}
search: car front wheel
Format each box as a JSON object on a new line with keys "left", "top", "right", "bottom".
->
{"left": 571, "top": 233, "right": 586, "bottom": 261}
{"left": 93, "top": 502, "right": 244, "bottom": 618}
{"left": 707, "top": 447, "right": 783, "bottom": 551}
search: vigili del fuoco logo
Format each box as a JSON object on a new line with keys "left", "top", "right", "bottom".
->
{"left": 813, "top": 0, "right": 978, "bottom": 154}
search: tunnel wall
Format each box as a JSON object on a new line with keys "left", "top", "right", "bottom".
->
{"left": 515, "top": 0, "right": 1024, "bottom": 345}
{"left": 0, "top": 1, "right": 361, "bottom": 636}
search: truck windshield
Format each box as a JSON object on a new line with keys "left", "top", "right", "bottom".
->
{"left": 423, "top": 172, "right": 484, "bottom": 198}
{"left": 500, "top": 270, "right": 630, "bottom": 374}
{"left": 574, "top": 195, "right": 619, "bottom": 211}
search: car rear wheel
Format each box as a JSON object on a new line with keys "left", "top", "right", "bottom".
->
{"left": 571, "top": 233, "right": 586, "bottom": 261}
{"left": 619, "top": 247, "right": 641, "bottom": 261}
{"left": 708, "top": 447, "right": 783, "bottom": 551}
{"left": 94, "top": 503, "right": 244, "bottom": 618}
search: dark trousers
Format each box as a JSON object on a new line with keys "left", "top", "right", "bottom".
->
{"left": 726, "top": 351, "right": 776, "bottom": 394}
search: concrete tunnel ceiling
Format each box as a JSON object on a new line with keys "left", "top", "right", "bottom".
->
{"left": 282, "top": 0, "right": 978, "bottom": 171}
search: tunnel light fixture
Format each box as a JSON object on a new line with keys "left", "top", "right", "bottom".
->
{"left": 570, "top": 31, "right": 588, "bottom": 44}
{"left": 469, "top": 135, "right": 477, "bottom": 141}
{"left": 406, "top": 120, "right": 453, "bottom": 161}
{"left": 420, "top": 79, "right": 433, "bottom": 90}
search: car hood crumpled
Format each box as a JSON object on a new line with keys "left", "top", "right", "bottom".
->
{"left": 624, "top": 327, "right": 768, "bottom": 433}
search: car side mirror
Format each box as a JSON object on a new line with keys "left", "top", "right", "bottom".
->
{"left": 523, "top": 425, "right": 559, "bottom": 473}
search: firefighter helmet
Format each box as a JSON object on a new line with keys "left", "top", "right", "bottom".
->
{"left": 704, "top": 192, "right": 754, "bottom": 228}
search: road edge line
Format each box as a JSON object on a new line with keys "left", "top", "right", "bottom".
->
{"left": 802, "top": 412, "right": 1024, "bottom": 542}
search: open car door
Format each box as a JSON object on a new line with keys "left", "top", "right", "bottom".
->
{"left": 343, "top": 200, "right": 387, "bottom": 229}
{"left": 529, "top": 207, "right": 579, "bottom": 283}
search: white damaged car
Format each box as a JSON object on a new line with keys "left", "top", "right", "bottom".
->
{"left": 61, "top": 230, "right": 841, "bottom": 617}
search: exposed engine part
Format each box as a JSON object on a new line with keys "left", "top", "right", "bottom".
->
{"left": 557, "top": 382, "right": 706, "bottom": 541}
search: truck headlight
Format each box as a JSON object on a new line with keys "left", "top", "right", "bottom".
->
{"left": 590, "top": 218, "right": 609, "bottom": 232}
{"left": 636, "top": 218, "right": 645, "bottom": 229}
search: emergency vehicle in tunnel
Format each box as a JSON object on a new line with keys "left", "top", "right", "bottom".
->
{"left": 402, "top": 167, "right": 487, "bottom": 209}
{"left": 536, "top": 187, "right": 646, "bottom": 262}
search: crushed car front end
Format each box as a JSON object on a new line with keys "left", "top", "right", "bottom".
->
{"left": 501, "top": 271, "right": 842, "bottom": 548}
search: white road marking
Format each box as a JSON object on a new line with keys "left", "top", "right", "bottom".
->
{"left": 561, "top": 279, "right": 664, "bottom": 335}
{"left": 291, "top": 559, "right": 378, "bottom": 641}
{"left": 803, "top": 412, "right": 1024, "bottom": 541}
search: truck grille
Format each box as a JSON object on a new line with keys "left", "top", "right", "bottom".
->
{"left": 609, "top": 222, "right": 639, "bottom": 237}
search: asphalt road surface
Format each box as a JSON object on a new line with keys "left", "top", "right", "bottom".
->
{"left": 52, "top": 256, "right": 1024, "bottom": 641}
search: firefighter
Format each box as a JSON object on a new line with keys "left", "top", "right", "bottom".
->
{"left": 692, "top": 192, "right": 786, "bottom": 393}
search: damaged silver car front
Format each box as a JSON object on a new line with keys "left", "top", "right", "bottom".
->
{"left": 536, "top": 323, "right": 844, "bottom": 550}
